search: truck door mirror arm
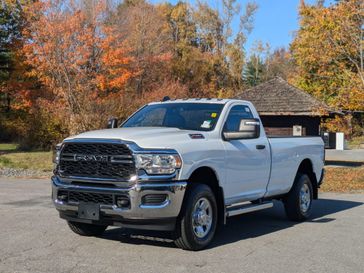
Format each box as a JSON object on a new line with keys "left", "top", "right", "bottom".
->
{"left": 107, "top": 117, "right": 118, "bottom": 129}
{"left": 223, "top": 118, "right": 260, "bottom": 140}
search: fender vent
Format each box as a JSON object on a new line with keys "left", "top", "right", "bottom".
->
{"left": 189, "top": 133, "right": 205, "bottom": 139}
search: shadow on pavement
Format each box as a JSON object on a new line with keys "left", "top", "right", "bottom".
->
{"left": 100, "top": 198, "right": 363, "bottom": 249}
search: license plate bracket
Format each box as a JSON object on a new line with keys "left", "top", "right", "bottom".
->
{"left": 78, "top": 202, "right": 100, "bottom": 220}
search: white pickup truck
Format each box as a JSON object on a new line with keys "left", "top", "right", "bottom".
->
{"left": 52, "top": 98, "right": 325, "bottom": 250}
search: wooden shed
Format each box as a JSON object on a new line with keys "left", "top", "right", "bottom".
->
{"left": 235, "top": 77, "right": 334, "bottom": 136}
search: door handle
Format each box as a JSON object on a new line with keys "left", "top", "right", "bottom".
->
{"left": 256, "top": 144, "right": 266, "bottom": 150}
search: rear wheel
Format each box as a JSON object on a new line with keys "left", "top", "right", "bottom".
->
{"left": 284, "top": 173, "right": 313, "bottom": 221}
{"left": 174, "top": 184, "right": 217, "bottom": 251}
{"left": 67, "top": 221, "right": 107, "bottom": 236}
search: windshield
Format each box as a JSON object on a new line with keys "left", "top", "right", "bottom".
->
{"left": 122, "top": 103, "right": 224, "bottom": 131}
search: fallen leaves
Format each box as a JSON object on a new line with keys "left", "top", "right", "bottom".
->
{"left": 321, "top": 166, "right": 364, "bottom": 193}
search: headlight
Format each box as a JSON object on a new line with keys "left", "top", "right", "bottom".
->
{"left": 134, "top": 154, "right": 182, "bottom": 175}
{"left": 53, "top": 143, "right": 62, "bottom": 164}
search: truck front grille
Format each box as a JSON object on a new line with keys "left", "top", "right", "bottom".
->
{"left": 59, "top": 143, "right": 136, "bottom": 181}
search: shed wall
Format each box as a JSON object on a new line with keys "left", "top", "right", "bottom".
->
{"left": 260, "top": 115, "right": 321, "bottom": 136}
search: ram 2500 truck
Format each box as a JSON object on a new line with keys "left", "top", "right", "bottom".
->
{"left": 52, "top": 98, "right": 324, "bottom": 250}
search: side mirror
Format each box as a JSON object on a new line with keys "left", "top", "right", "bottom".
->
{"left": 223, "top": 118, "right": 260, "bottom": 140}
{"left": 107, "top": 117, "right": 118, "bottom": 129}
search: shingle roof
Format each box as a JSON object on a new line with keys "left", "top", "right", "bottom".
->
{"left": 234, "top": 77, "right": 332, "bottom": 116}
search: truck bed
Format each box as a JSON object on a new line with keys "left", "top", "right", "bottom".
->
{"left": 265, "top": 136, "right": 324, "bottom": 197}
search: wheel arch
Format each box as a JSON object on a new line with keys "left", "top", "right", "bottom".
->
{"left": 186, "top": 166, "right": 225, "bottom": 226}
{"left": 295, "top": 158, "right": 318, "bottom": 199}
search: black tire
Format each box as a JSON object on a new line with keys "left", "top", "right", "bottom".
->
{"left": 284, "top": 173, "right": 313, "bottom": 221}
{"left": 67, "top": 221, "right": 107, "bottom": 236}
{"left": 174, "top": 183, "right": 218, "bottom": 251}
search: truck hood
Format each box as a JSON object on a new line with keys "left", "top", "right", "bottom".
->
{"left": 66, "top": 127, "right": 207, "bottom": 149}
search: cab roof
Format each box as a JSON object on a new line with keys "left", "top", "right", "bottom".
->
{"left": 148, "top": 98, "right": 250, "bottom": 105}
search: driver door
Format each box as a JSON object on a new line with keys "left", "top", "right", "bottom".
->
{"left": 222, "top": 104, "right": 271, "bottom": 203}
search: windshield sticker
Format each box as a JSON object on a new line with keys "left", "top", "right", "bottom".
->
{"left": 201, "top": 120, "right": 212, "bottom": 129}
{"left": 211, "top": 112, "right": 217, "bottom": 118}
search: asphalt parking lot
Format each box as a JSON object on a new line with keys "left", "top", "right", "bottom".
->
{"left": 0, "top": 178, "right": 363, "bottom": 273}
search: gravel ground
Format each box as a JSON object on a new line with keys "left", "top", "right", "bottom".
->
{"left": 0, "top": 178, "right": 363, "bottom": 273}
{"left": 0, "top": 168, "right": 51, "bottom": 178}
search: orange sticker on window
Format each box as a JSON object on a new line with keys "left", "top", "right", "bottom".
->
{"left": 211, "top": 113, "right": 217, "bottom": 118}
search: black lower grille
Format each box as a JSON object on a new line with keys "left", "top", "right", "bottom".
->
{"left": 64, "top": 191, "right": 113, "bottom": 205}
{"left": 59, "top": 143, "right": 136, "bottom": 180}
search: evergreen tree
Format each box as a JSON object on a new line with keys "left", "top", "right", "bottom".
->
{"left": 243, "top": 54, "right": 264, "bottom": 87}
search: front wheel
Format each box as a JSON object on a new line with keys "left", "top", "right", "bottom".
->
{"left": 284, "top": 173, "right": 313, "bottom": 221}
{"left": 174, "top": 184, "right": 218, "bottom": 251}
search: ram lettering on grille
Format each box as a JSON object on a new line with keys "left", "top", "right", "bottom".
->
{"left": 59, "top": 143, "right": 136, "bottom": 180}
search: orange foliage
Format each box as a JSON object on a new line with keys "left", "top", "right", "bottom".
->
{"left": 97, "top": 26, "right": 134, "bottom": 91}
{"left": 22, "top": 0, "right": 135, "bottom": 134}
{"left": 292, "top": 1, "right": 364, "bottom": 112}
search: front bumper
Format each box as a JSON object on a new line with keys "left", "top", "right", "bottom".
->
{"left": 52, "top": 176, "right": 187, "bottom": 230}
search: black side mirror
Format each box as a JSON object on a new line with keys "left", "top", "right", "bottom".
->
{"left": 107, "top": 117, "right": 118, "bottom": 129}
{"left": 223, "top": 118, "right": 260, "bottom": 140}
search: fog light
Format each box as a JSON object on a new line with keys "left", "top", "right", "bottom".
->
{"left": 116, "top": 196, "right": 130, "bottom": 208}
{"left": 57, "top": 191, "right": 68, "bottom": 202}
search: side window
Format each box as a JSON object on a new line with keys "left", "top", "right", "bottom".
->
{"left": 224, "top": 105, "right": 254, "bottom": 132}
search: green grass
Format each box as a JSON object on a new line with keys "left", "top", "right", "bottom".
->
{"left": 0, "top": 151, "right": 53, "bottom": 172}
{"left": 0, "top": 142, "right": 53, "bottom": 172}
{"left": 0, "top": 143, "right": 19, "bottom": 151}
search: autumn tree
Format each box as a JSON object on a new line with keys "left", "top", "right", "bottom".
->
{"left": 114, "top": 1, "right": 173, "bottom": 96}
{"left": 0, "top": 0, "right": 30, "bottom": 112}
{"left": 243, "top": 44, "right": 295, "bottom": 87}
{"left": 0, "top": 0, "right": 260, "bottom": 147}
{"left": 159, "top": 1, "right": 257, "bottom": 97}
{"left": 264, "top": 48, "right": 295, "bottom": 81}
{"left": 165, "top": 2, "right": 207, "bottom": 94}
{"left": 291, "top": 0, "right": 364, "bottom": 112}
{"left": 23, "top": 0, "right": 133, "bottom": 134}
{"left": 225, "top": 1, "right": 258, "bottom": 91}
{"left": 0, "top": 0, "right": 46, "bottom": 146}
{"left": 291, "top": 0, "right": 364, "bottom": 134}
